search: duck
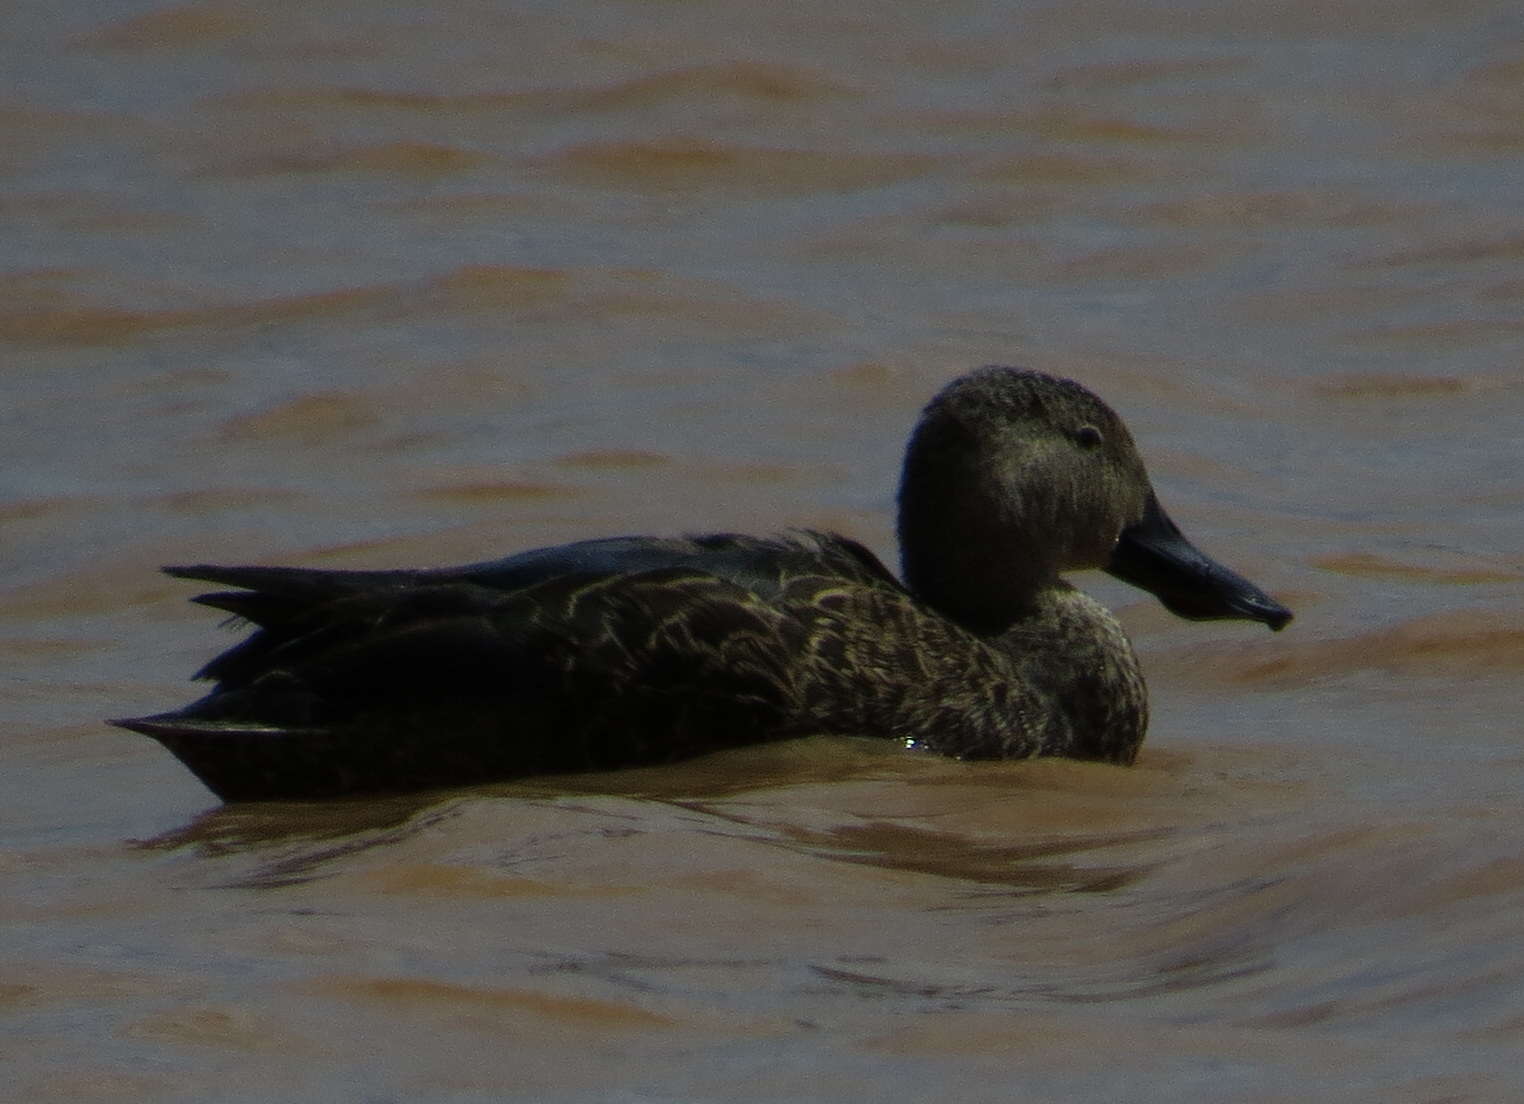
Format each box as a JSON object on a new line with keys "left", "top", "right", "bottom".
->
{"left": 113, "top": 366, "right": 1291, "bottom": 802}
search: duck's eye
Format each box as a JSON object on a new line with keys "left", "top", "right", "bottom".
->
{"left": 1074, "top": 425, "right": 1104, "bottom": 449}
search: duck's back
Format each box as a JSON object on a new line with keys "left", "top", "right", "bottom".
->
{"left": 114, "top": 532, "right": 920, "bottom": 800}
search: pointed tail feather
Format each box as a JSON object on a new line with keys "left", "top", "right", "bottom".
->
{"left": 188, "top": 590, "right": 295, "bottom": 627}
{"left": 163, "top": 563, "right": 418, "bottom": 596}
{"left": 109, "top": 714, "right": 317, "bottom": 742}
{"left": 110, "top": 714, "right": 349, "bottom": 802}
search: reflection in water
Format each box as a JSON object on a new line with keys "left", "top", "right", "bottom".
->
{"left": 797, "top": 819, "right": 1169, "bottom": 894}
{"left": 133, "top": 792, "right": 449, "bottom": 855}
{"left": 131, "top": 740, "right": 1177, "bottom": 893}
{"left": 132, "top": 795, "right": 465, "bottom": 888}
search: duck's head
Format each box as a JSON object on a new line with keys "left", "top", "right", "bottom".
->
{"left": 897, "top": 366, "right": 1292, "bottom": 635}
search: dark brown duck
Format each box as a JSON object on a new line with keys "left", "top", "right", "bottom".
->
{"left": 114, "top": 367, "right": 1291, "bottom": 802}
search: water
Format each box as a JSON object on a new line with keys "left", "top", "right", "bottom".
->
{"left": 4, "top": 1, "right": 1523, "bottom": 1100}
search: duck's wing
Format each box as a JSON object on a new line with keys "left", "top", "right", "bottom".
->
{"left": 115, "top": 531, "right": 909, "bottom": 799}
{"left": 164, "top": 530, "right": 901, "bottom": 685}
{"left": 113, "top": 567, "right": 812, "bottom": 800}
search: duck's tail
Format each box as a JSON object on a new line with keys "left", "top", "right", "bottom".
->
{"left": 109, "top": 712, "right": 335, "bottom": 802}
{"left": 109, "top": 713, "right": 315, "bottom": 743}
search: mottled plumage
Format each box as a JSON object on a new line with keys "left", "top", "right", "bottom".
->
{"left": 114, "top": 366, "right": 1291, "bottom": 801}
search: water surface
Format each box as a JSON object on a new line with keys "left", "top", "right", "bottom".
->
{"left": 4, "top": 2, "right": 1523, "bottom": 1100}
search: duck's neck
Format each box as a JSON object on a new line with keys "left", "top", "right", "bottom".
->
{"left": 896, "top": 416, "right": 1058, "bottom": 635}
{"left": 898, "top": 522, "right": 1053, "bottom": 635}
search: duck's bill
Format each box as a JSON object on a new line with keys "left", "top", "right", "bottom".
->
{"left": 1105, "top": 494, "right": 1292, "bottom": 631}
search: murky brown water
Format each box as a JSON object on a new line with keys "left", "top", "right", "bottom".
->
{"left": 4, "top": 1, "right": 1524, "bottom": 1100}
